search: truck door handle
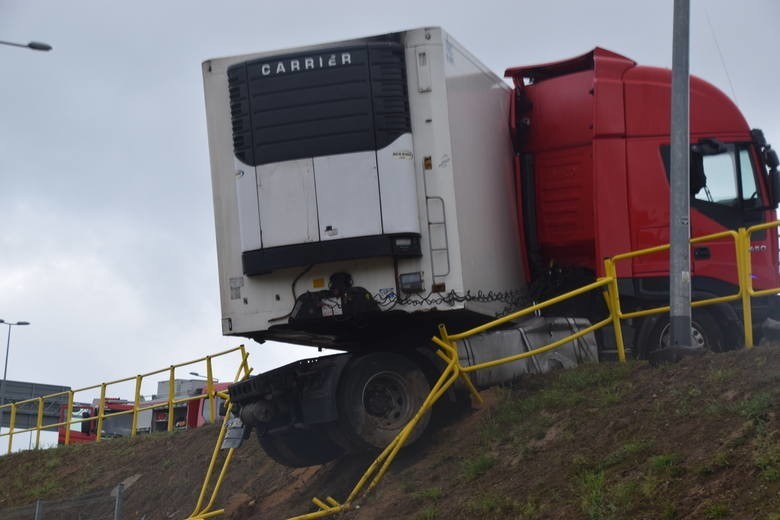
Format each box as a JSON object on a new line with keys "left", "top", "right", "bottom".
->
{"left": 694, "top": 247, "right": 711, "bottom": 260}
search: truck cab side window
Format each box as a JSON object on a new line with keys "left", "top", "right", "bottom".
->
{"left": 739, "top": 149, "right": 760, "bottom": 205}
{"left": 660, "top": 142, "right": 765, "bottom": 232}
{"left": 694, "top": 145, "right": 758, "bottom": 208}
{"left": 696, "top": 150, "right": 738, "bottom": 205}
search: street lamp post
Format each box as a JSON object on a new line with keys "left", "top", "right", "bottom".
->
{"left": 0, "top": 40, "right": 52, "bottom": 52}
{"left": 0, "top": 320, "right": 31, "bottom": 431}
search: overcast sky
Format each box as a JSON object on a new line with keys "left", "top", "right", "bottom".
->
{"left": 1, "top": 0, "right": 778, "bottom": 397}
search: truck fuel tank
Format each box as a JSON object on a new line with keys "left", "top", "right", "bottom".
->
{"left": 458, "top": 317, "right": 598, "bottom": 388}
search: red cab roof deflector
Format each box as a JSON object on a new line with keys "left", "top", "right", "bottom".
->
{"left": 504, "top": 47, "right": 636, "bottom": 87}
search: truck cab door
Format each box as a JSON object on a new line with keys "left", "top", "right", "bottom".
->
{"left": 687, "top": 142, "right": 777, "bottom": 291}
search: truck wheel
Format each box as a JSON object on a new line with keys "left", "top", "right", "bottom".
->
{"left": 637, "top": 309, "right": 728, "bottom": 359}
{"left": 258, "top": 427, "right": 344, "bottom": 468}
{"left": 337, "top": 352, "right": 431, "bottom": 451}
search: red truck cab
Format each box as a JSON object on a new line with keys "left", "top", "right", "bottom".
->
{"left": 57, "top": 399, "right": 134, "bottom": 445}
{"left": 506, "top": 48, "right": 780, "bottom": 355}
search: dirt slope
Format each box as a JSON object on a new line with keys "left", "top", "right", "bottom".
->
{"left": 1, "top": 345, "right": 779, "bottom": 520}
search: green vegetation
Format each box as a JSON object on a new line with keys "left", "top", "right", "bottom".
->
{"left": 461, "top": 453, "right": 496, "bottom": 481}
{"left": 481, "top": 363, "right": 634, "bottom": 444}
{"left": 704, "top": 503, "right": 730, "bottom": 519}
{"left": 753, "top": 430, "right": 780, "bottom": 482}
{"left": 413, "top": 487, "right": 442, "bottom": 501}
{"left": 697, "top": 450, "right": 733, "bottom": 476}
{"left": 600, "top": 440, "right": 654, "bottom": 469}
{"left": 413, "top": 505, "right": 438, "bottom": 520}
{"left": 707, "top": 368, "right": 736, "bottom": 384}
{"left": 578, "top": 470, "right": 611, "bottom": 520}
{"left": 738, "top": 392, "right": 773, "bottom": 423}
{"left": 464, "top": 492, "right": 543, "bottom": 520}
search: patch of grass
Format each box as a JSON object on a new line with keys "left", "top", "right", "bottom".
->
{"left": 465, "top": 492, "right": 542, "bottom": 519}
{"left": 571, "top": 453, "right": 592, "bottom": 473}
{"left": 704, "top": 503, "right": 730, "bottom": 519}
{"left": 754, "top": 430, "right": 780, "bottom": 482}
{"left": 480, "top": 388, "right": 543, "bottom": 442}
{"left": 707, "top": 368, "right": 737, "bottom": 384}
{"left": 413, "top": 505, "right": 438, "bottom": 520}
{"left": 595, "top": 382, "right": 631, "bottom": 406}
{"left": 28, "top": 480, "right": 62, "bottom": 499}
{"left": 516, "top": 496, "right": 545, "bottom": 519}
{"left": 401, "top": 480, "right": 417, "bottom": 494}
{"left": 538, "top": 386, "right": 584, "bottom": 409}
{"left": 466, "top": 493, "right": 516, "bottom": 518}
{"left": 553, "top": 362, "right": 634, "bottom": 393}
{"left": 738, "top": 392, "right": 774, "bottom": 424}
{"left": 578, "top": 470, "right": 613, "bottom": 520}
{"left": 610, "top": 480, "right": 641, "bottom": 511}
{"left": 640, "top": 473, "right": 664, "bottom": 499}
{"left": 636, "top": 454, "right": 685, "bottom": 501}
{"left": 697, "top": 451, "right": 733, "bottom": 476}
{"left": 703, "top": 401, "right": 731, "bottom": 417}
{"left": 650, "top": 453, "right": 684, "bottom": 477}
{"left": 413, "top": 487, "right": 442, "bottom": 501}
{"left": 482, "top": 363, "right": 634, "bottom": 443}
{"left": 461, "top": 453, "right": 496, "bottom": 481}
{"left": 600, "top": 440, "right": 654, "bottom": 469}
{"left": 661, "top": 504, "right": 679, "bottom": 520}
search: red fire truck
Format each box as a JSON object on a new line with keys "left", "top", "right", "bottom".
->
{"left": 57, "top": 382, "right": 230, "bottom": 445}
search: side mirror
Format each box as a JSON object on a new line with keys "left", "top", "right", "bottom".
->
{"left": 771, "top": 168, "right": 780, "bottom": 209}
{"left": 752, "top": 128, "right": 768, "bottom": 148}
{"left": 765, "top": 148, "right": 780, "bottom": 209}
{"left": 766, "top": 148, "right": 780, "bottom": 170}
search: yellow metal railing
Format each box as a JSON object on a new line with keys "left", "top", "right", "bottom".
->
{"left": 0, "top": 345, "right": 249, "bottom": 454}
{"left": 187, "top": 349, "right": 253, "bottom": 520}
{"left": 292, "top": 222, "right": 780, "bottom": 519}
{"left": 604, "top": 230, "right": 744, "bottom": 343}
{"left": 292, "top": 279, "right": 620, "bottom": 520}
{"left": 740, "top": 221, "right": 780, "bottom": 346}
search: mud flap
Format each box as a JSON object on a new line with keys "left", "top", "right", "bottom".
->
{"left": 221, "top": 416, "right": 249, "bottom": 450}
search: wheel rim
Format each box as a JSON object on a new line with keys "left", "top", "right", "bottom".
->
{"left": 361, "top": 371, "right": 411, "bottom": 430}
{"left": 657, "top": 321, "right": 707, "bottom": 349}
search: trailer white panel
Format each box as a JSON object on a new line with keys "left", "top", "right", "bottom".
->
{"left": 257, "top": 158, "right": 319, "bottom": 248}
{"left": 202, "top": 27, "right": 526, "bottom": 341}
{"left": 313, "top": 151, "right": 382, "bottom": 240}
{"left": 376, "top": 133, "right": 419, "bottom": 234}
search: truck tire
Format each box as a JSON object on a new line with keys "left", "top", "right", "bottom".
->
{"left": 258, "top": 427, "right": 344, "bottom": 468}
{"left": 337, "top": 352, "right": 431, "bottom": 451}
{"left": 637, "top": 308, "right": 729, "bottom": 359}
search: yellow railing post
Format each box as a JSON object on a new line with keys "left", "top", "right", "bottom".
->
{"left": 64, "top": 390, "right": 74, "bottom": 446}
{"left": 188, "top": 349, "right": 255, "bottom": 520}
{"left": 35, "top": 397, "right": 44, "bottom": 449}
{"left": 168, "top": 367, "right": 176, "bottom": 432}
{"left": 132, "top": 375, "right": 142, "bottom": 437}
{"left": 96, "top": 383, "right": 107, "bottom": 442}
{"left": 603, "top": 260, "right": 627, "bottom": 362}
{"left": 738, "top": 228, "right": 755, "bottom": 347}
{"left": 206, "top": 356, "right": 216, "bottom": 425}
{"left": 7, "top": 404, "right": 16, "bottom": 453}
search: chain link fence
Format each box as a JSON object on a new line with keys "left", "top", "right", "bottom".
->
{"left": 0, "top": 484, "right": 124, "bottom": 520}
